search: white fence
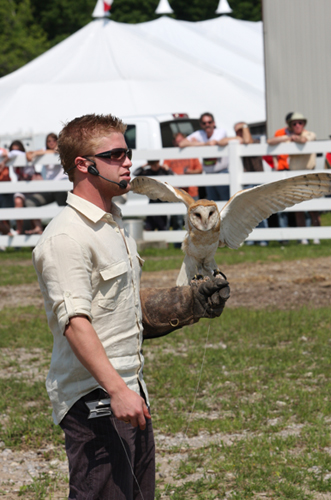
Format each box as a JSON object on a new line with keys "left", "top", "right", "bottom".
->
{"left": 1, "top": 141, "right": 331, "bottom": 247}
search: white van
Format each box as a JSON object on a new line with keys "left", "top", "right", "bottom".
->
{"left": 122, "top": 113, "right": 200, "bottom": 150}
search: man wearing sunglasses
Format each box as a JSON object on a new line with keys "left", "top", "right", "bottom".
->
{"left": 268, "top": 112, "right": 316, "bottom": 170}
{"left": 32, "top": 114, "right": 230, "bottom": 499}
{"left": 178, "top": 112, "right": 229, "bottom": 201}
{"left": 268, "top": 112, "right": 319, "bottom": 244}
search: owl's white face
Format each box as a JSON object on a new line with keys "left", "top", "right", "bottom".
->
{"left": 188, "top": 204, "right": 220, "bottom": 232}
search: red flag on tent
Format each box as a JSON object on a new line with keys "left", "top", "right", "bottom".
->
{"left": 104, "top": 0, "right": 112, "bottom": 12}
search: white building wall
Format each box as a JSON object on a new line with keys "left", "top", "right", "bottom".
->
{"left": 263, "top": 0, "right": 331, "bottom": 139}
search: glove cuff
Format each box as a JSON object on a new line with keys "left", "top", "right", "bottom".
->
{"left": 140, "top": 286, "right": 197, "bottom": 339}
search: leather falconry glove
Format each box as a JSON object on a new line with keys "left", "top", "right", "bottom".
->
{"left": 140, "top": 276, "right": 230, "bottom": 339}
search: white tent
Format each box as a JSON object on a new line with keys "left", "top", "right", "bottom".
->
{"left": 0, "top": 14, "right": 265, "bottom": 139}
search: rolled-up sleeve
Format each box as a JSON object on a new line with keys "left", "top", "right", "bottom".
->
{"left": 33, "top": 234, "right": 93, "bottom": 334}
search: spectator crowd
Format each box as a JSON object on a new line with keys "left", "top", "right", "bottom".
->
{"left": 0, "top": 111, "right": 326, "bottom": 244}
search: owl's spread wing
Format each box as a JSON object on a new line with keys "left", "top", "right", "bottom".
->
{"left": 219, "top": 172, "right": 331, "bottom": 249}
{"left": 131, "top": 176, "right": 195, "bottom": 207}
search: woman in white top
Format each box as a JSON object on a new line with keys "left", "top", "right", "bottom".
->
{"left": 24, "top": 134, "right": 67, "bottom": 234}
{"left": 0, "top": 140, "right": 40, "bottom": 234}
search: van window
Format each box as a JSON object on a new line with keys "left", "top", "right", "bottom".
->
{"left": 124, "top": 125, "right": 136, "bottom": 149}
{"left": 160, "top": 119, "right": 200, "bottom": 147}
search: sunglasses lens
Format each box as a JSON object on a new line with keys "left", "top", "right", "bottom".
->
{"left": 110, "top": 149, "right": 132, "bottom": 160}
{"left": 111, "top": 150, "right": 125, "bottom": 160}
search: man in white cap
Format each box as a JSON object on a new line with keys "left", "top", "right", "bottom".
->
{"left": 268, "top": 112, "right": 319, "bottom": 244}
{"left": 268, "top": 112, "right": 316, "bottom": 170}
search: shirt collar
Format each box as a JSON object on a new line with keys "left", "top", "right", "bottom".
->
{"left": 66, "top": 191, "right": 122, "bottom": 224}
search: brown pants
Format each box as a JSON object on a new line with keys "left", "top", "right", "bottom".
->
{"left": 60, "top": 389, "right": 155, "bottom": 500}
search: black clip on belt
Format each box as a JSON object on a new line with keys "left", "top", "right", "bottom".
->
{"left": 85, "top": 398, "right": 112, "bottom": 419}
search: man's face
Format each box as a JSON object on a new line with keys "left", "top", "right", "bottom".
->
{"left": 92, "top": 132, "right": 132, "bottom": 194}
{"left": 289, "top": 120, "right": 305, "bottom": 135}
{"left": 200, "top": 115, "right": 215, "bottom": 138}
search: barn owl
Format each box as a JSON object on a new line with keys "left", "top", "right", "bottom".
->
{"left": 131, "top": 173, "right": 331, "bottom": 286}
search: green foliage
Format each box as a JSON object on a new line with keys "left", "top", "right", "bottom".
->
{"left": 229, "top": 0, "right": 262, "bottom": 22}
{"left": 0, "top": 0, "right": 49, "bottom": 77}
{"left": 30, "top": 0, "right": 96, "bottom": 46}
{"left": 111, "top": 0, "right": 262, "bottom": 24}
{"left": 111, "top": 0, "right": 159, "bottom": 24}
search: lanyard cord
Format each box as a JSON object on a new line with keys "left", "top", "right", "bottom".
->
{"left": 112, "top": 418, "right": 146, "bottom": 500}
{"left": 183, "top": 323, "right": 210, "bottom": 438}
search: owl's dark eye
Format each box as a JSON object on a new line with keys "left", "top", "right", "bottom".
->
{"left": 209, "top": 211, "right": 214, "bottom": 217}
{"left": 195, "top": 213, "right": 202, "bottom": 218}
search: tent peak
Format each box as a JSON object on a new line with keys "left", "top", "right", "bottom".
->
{"left": 92, "top": 0, "right": 112, "bottom": 18}
{"left": 155, "top": 0, "right": 174, "bottom": 15}
{"left": 216, "top": 0, "right": 232, "bottom": 15}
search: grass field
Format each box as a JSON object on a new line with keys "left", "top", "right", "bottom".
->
{"left": 0, "top": 242, "right": 331, "bottom": 499}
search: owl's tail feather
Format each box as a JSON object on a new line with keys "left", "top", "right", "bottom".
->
{"left": 176, "top": 255, "right": 195, "bottom": 286}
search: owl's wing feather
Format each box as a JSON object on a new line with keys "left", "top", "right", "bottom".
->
{"left": 131, "top": 176, "right": 195, "bottom": 207}
{"left": 219, "top": 172, "right": 331, "bottom": 249}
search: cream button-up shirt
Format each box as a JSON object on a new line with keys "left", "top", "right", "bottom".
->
{"left": 33, "top": 192, "right": 148, "bottom": 424}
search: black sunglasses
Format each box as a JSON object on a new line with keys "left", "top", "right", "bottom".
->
{"left": 87, "top": 148, "right": 132, "bottom": 161}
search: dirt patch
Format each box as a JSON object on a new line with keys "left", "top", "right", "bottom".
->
{"left": 0, "top": 283, "right": 44, "bottom": 310}
{"left": 140, "top": 256, "right": 331, "bottom": 310}
{"left": 1, "top": 256, "right": 331, "bottom": 311}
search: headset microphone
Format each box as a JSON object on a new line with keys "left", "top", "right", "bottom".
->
{"left": 88, "top": 164, "right": 128, "bottom": 189}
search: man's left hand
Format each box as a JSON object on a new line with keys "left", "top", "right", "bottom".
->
{"left": 191, "top": 275, "right": 230, "bottom": 319}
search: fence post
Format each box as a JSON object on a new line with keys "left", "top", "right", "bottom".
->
{"left": 228, "top": 140, "right": 243, "bottom": 197}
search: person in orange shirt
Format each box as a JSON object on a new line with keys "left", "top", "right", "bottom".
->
{"left": 163, "top": 133, "right": 203, "bottom": 200}
{"left": 267, "top": 112, "right": 295, "bottom": 170}
{"left": 268, "top": 112, "right": 320, "bottom": 244}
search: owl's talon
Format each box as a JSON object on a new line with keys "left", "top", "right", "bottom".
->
{"left": 213, "top": 269, "right": 227, "bottom": 280}
{"left": 192, "top": 274, "right": 204, "bottom": 281}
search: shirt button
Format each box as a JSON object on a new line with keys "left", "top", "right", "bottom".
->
{"left": 115, "top": 228, "right": 119, "bottom": 233}
{"left": 65, "top": 292, "right": 70, "bottom": 297}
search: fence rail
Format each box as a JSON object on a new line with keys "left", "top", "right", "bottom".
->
{"left": 1, "top": 140, "right": 331, "bottom": 247}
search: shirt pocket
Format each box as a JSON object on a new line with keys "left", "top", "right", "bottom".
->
{"left": 98, "top": 261, "right": 129, "bottom": 311}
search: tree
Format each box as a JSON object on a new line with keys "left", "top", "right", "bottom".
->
{"left": 111, "top": 0, "right": 158, "bottom": 24}
{"left": 0, "top": 0, "right": 49, "bottom": 77}
{"left": 111, "top": 0, "right": 262, "bottom": 24}
{"left": 30, "top": 0, "right": 96, "bottom": 46}
{"left": 229, "top": 0, "right": 262, "bottom": 22}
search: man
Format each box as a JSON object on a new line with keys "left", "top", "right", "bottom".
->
{"left": 268, "top": 112, "right": 319, "bottom": 244}
{"left": 268, "top": 112, "right": 316, "bottom": 171}
{"left": 178, "top": 112, "right": 229, "bottom": 201}
{"left": 32, "top": 114, "right": 230, "bottom": 500}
